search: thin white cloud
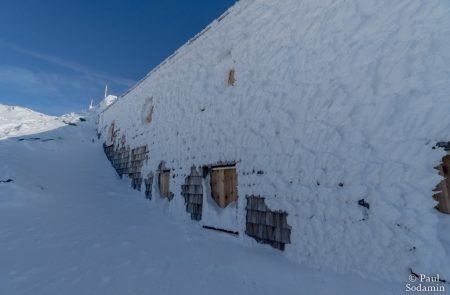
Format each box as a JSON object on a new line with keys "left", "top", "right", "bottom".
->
{"left": 0, "top": 40, "right": 135, "bottom": 88}
{"left": 0, "top": 65, "right": 99, "bottom": 97}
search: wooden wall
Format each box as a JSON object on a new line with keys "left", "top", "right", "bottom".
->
{"left": 104, "top": 141, "right": 148, "bottom": 192}
{"left": 245, "top": 195, "right": 291, "bottom": 251}
{"left": 181, "top": 166, "right": 203, "bottom": 221}
{"left": 433, "top": 155, "right": 450, "bottom": 214}
{"left": 211, "top": 167, "right": 237, "bottom": 208}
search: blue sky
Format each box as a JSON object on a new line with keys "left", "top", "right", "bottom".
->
{"left": 0, "top": 0, "right": 235, "bottom": 115}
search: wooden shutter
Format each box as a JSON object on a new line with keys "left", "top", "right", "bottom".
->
{"left": 434, "top": 156, "right": 450, "bottom": 214}
{"left": 211, "top": 167, "right": 237, "bottom": 208}
{"left": 159, "top": 171, "right": 170, "bottom": 198}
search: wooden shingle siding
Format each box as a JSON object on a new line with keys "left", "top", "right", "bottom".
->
{"left": 144, "top": 173, "right": 153, "bottom": 200}
{"left": 433, "top": 155, "right": 450, "bottom": 214}
{"left": 245, "top": 195, "right": 292, "bottom": 251}
{"left": 181, "top": 166, "right": 203, "bottom": 221}
{"left": 106, "top": 122, "right": 117, "bottom": 146}
{"left": 103, "top": 141, "right": 148, "bottom": 192}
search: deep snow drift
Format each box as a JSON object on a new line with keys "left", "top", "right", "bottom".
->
{"left": 0, "top": 112, "right": 406, "bottom": 294}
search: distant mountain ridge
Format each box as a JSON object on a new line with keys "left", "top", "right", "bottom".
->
{"left": 0, "top": 104, "right": 77, "bottom": 139}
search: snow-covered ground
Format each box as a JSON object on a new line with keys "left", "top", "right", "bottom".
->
{"left": 0, "top": 112, "right": 405, "bottom": 294}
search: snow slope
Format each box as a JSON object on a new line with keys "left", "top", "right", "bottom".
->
{"left": 99, "top": 0, "right": 450, "bottom": 281}
{"left": 0, "top": 113, "right": 403, "bottom": 294}
{"left": 0, "top": 104, "right": 80, "bottom": 140}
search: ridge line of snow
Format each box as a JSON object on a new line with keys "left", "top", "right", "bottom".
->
{"left": 0, "top": 104, "right": 81, "bottom": 140}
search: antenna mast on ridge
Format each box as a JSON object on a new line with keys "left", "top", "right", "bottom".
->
{"left": 104, "top": 84, "right": 108, "bottom": 98}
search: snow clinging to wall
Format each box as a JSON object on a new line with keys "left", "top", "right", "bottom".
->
{"left": 99, "top": 0, "right": 450, "bottom": 280}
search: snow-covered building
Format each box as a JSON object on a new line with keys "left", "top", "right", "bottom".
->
{"left": 98, "top": 0, "right": 450, "bottom": 280}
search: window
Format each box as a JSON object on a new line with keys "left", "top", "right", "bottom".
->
{"left": 158, "top": 162, "right": 173, "bottom": 200}
{"left": 210, "top": 166, "right": 237, "bottom": 208}
{"left": 159, "top": 170, "right": 170, "bottom": 198}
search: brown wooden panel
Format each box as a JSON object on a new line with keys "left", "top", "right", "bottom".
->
{"left": 440, "top": 156, "right": 450, "bottom": 213}
{"left": 211, "top": 167, "right": 237, "bottom": 208}
{"left": 159, "top": 171, "right": 170, "bottom": 198}
{"left": 435, "top": 156, "right": 450, "bottom": 214}
{"left": 228, "top": 69, "right": 236, "bottom": 86}
{"left": 211, "top": 169, "right": 225, "bottom": 207}
{"left": 224, "top": 168, "right": 237, "bottom": 204}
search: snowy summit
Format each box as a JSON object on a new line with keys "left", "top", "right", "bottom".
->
{"left": 0, "top": 104, "right": 65, "bottom": 140}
